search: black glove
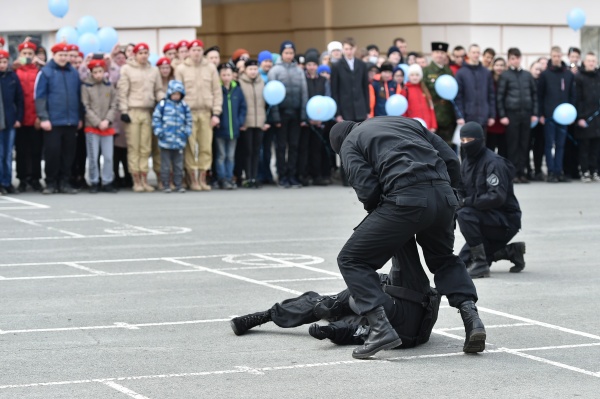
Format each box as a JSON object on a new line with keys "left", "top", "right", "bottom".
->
{"left": 120, "top": 114, "right": 131, "bottom": 123}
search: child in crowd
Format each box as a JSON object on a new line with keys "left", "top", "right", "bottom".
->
{"left": 317, "top": 65, "right": 331, "bottom": 81}
{"left": 154, "top": 57, "right": 175, "bottom": 189}
{"left": 215, "top": 63, "right": 247, "bottom": 190}
{"left": 393, "top": 66, "right": 405, "bottom": 91}
{"left": 402, "top": 64, "right": 437, "bottom": 132}
{"left": 370, "top": 62, "right": 397, "bottom": 117}
{"left": 81, "top": 59, "right": 118, "bottom": 193}
{"left": 152, "top": 80, "right": 192, "bottom": 193}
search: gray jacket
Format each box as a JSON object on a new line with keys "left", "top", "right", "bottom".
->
{"left": 267, "top": 61, "right": 308, "bottom": 122}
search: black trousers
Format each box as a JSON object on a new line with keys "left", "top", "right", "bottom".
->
{"left": 44, "top": 126, "right": 77, "bottom": 188}
{"left": 298, "top": 125, "right": 332, "bottom": 180}
{"left": 276, "top": 111, "right": 301, "bottom": 179}
{"left": 457, "top": 207, "right": 520, "bottom": 265}
{"left": 505, "top": 111, "right": 531, "bottom": 177}
{"left": 113, "top": 145, "right": 132, "bottom": 187}
{"left": 71, "top": 128, "right": 87, "bottom": 181}
{"left": 15, "top": 126, "right": 44, "bottom": 182}
{"left": 528, "top": 123, "right": 545, "bottom": 176}
{"left": 242, "top": 128, "right": 263, "bottom": 181}
{"left": 338, "top": 182, "right": 477, "bottom": 313}
{"left": 578, "top": 138, "right": 600, "bottom": 174}
{"left": 257, "top": 127, "right": 275, "bottom": 183}
{"left": 233, "top": 131, "right": 247, "bottom": 181}
{"left": 486, "top": 133, "right": 507, "bottom": 158}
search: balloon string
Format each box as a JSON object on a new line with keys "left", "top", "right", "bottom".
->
{"left": 451, "top": 100, "right": 464, "bottom": 120}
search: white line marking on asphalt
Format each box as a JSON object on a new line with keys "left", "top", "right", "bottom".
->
{"left": 102, "top": 381, "right": 152, "bottom": 399}
{"left": 0, "top": 269, "right": 200, "bottom": 281}
{"left": 262, "top": 277, "right": 343, "bottom": 283}
{"left": 515, "top": 342, "right": 600, "bottom": 352}
{"left": 500, "top": 347, "right": 600, "bottom": 378}
{"left": 252, "top": 253, "right": 338, "bottom": 276}
{"left": 29, "top": 218, "right": 97, "bottom": 223}
{"left": 0, "top": 196, "right": 50, "bottom": 209}
{"left": 70, "top": 211, "right": 166, "bottom": 235}
{"left": 234, "top": 366, "right": 265, "bottom": 375}
{"left": 436, "top": 323, "right": 534, "bottom": 331}
{"left": 63, "top": 262, "right": 108, "bottom": 275}
{"left": 0, "top": 254, "right": 235, "bottom": 267}
{"left": 0, "top": 213, "right": 85, "bottom": 238}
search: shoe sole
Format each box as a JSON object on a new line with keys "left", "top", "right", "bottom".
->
{"left": 352, "top": 338, "right": 403, "bottom": 359}
{"left": 463, "top": 331, "right": 486, "bottom": 353}
{"left": 229, "top": 320, "right": 245, "bottom": 336}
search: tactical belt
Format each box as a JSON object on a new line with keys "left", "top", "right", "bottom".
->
{"left": 383, "top": 284, "right": 428, "bottom": 307}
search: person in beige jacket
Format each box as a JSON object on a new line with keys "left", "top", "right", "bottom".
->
{"left": 175, "top": 39, "right": 222, "bottom": 191}
{"left": 117, "top": 43, "right": 164, "bottom": 192}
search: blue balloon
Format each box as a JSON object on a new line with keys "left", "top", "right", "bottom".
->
{"left": 263, "top": 80, "right": 286, "bottom": 106}
{"left": 567, "top": 8, "right": 586, "bottom": 31}
{"left": 322, "top": 96, "right": 337, "bottom": 121}
{"left": 435, "top": 74, "right": 459, "bottom": 101}
{"left": 398, "top": 63, "right": 410, "bottom": 83}
{"left": 307, "top": 96, "right": 329, "bottom": 121}
{"left": 77, "top": 16, "right": 99, "bottom": 35}
{"left": 55, "top": 26, "right": 78, "bottom": 45}
{"left": 48, "top": 0, "right": 69, "bottom": 18}
{"left": 553, "top": 103, "right": 577, "bottom": 125}
{"left": 77, "top": 32, "right": 100, "bottom": 56}
{"left": 148, "top": 53, "right": 160, "bottom": 66}
{"left": 385, "top": 94, "right": 408, "bottom": 116}
{"left": 97, "top": 27, "right": 119, "bottom": 53}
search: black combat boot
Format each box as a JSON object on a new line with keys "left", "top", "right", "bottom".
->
{"left": 459, "top": 300, "right": 486, "bottom": 353}
{"left": 493, "top": 242, "right": 526, "bottom": 273}
{"left": 467, "top": 244, "right": 490, "bottom": 278}
{"left": 352, "top": 306, "right": 402, "bottom": 359}
{"left": 308, "top": 323, "right": 336, "bottom": 340}
{"left": 230, "top": 311, "right": 271, "bottom": 336}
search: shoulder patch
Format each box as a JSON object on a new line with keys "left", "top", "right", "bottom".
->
{"left": 486, "top": 173, "right": 499, "bottom": 186}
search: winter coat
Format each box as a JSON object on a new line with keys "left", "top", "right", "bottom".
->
{"left": 174, "top": 57, "right": 222, "bottom": 114}
{"left": 538, "top": 61, "right": 576, "bottom": 119}
{"left": 369, "top": 78, "right": 397, "bottom": 117}
{"left": 214, "top": 81, "right": 247, "bottom": 140}
{"left": 117, "top": 59, "right": 164, "bottom": 113}
{"left": 15, "top": 63, "right": 39, "bottom": 126}
{"left": 34, "top": 59, "right": 81, "bottom": 126}
{"left": 402, "top": 82, "right": 438, "bottom": 131}
{"left": 455, "top": 62, "right": 496, "bottom": 125}
{"left": 496, "top": 67, "right": 538, "bottom": 118}
{"left": 267, "top": 61, "right": 308, "bottom": 123}
{"left": 574, "top": 68, "right": 600, "bottom": 140}
{"left": 488, "top": 79, "right": 506, "bottom": 135}
{"left": 422, "top": 62, "right": 456, "bottom": 131}
{"left": 0, "top": 69, "right": 24, "bottom": 129}
{"left": 81, "top": 77, "right": 118, "bottom": 135}
{"left": 152, "top": 80, "right": 192, "bottom": 150}
{"left": 306, "top": 73, "right": 330, "bottom": 99}
{"left": 238, "top": 73, "right": 266, "bottom": 128}
{"left": 331, "top": 58, "right": 370, "bottom": 121}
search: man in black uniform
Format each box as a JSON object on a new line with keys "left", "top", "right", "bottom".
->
{"left": 329, "top": 116, "right": 486, "bottom": 359}
{"left": 457, "top": 122, "right": 526, "bottom": 278}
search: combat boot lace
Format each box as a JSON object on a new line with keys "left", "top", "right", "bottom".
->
{"left": 230, "top": 311, "right": 271, "bottom": 336}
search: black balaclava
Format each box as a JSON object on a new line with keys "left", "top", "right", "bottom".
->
{"left": 460, "top": 122, "right": 486, "bottom": 159}
{"left": 330, "top": 121, "right": 358, "bottom": 154}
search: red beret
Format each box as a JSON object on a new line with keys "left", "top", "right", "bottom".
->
{"left": 133, "top": 43, "right": 149, "bottom": 54}
{"left": 0, "top": 37, "right": 4, "bottom": 47}
{"left": 68, "top": 44, "right": 79, "bottom": 52}
{"left": 176, "top": 40, "right": 190, "bottom": 50}
{"left": 18, "top": 42, "right": 38, "bottom": 52}
{"left": 156, "top": 57, "right": 171, "bottom": 66}
{"left": 78, "top": 52, "right": 84, "bottom": 58}
{"left": 0, "top": 50, "right": 9, "bottom": 59}
{"left": 51, "top": 43, "right": 70, "bottom": 53}
{"left": 163, "top": 42, "right": 177, "bottom": 53}
{"left": 88, "top": 59, "right": 107, "bottom": 71}
{"left": 189, "top": 39, "right": 204, "bottom": 49}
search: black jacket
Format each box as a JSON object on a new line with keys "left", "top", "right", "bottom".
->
{"left": 459, "top": 144, "right": 521, "bottom": 228}
{"left": 455, "top": 62, "right": 495, "bottom": 125}
{"left": 331, "top": 58, "right": 370, "bottom": 121}
{"left": 496, "top": 67, "right": 538, "bottom": 117}
{"left": 340, "top": 116, "right": 460, "bottom": 211}
{"left": 538, "top": 61, "right": 576, "bottom": 119}
{"left": 574, "top": 68, "right": 600, "bottom": 140}
{"left": 305, "top": 74, "right": 328, "bottom": 99}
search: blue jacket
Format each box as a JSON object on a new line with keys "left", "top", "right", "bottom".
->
{"left": 370, "top": 79, "right": 397, "bottom": 116}
{"left": 35, "top": 59, "right": 81, "bottom": 127}
{"left": 0, "top": 69, "right": 24, "bottom": 129}
{"left": 455, "top": 62, "right": 496, "bottom": 125}
{"left": 538, "top": 61, "right": 576, "bottom": 119}
{"left": 214, "top": 81, "right": 247, "bottom": 140}
{"left": 152, "top": 80, "right": 192, "bottom": 150}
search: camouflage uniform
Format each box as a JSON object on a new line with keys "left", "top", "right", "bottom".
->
{"left": 423, "top": 61, "right": 456, "bottom": 145}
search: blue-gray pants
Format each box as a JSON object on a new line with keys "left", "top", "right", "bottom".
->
{"left": 86, "top": 134, "right": 114, "bottom": 185}
{"left": 160, "top": 148, "right": 184, "bottom": 189}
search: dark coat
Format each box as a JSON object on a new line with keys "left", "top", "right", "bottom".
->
{"left": 35, "top": 59, "right": 81, "bottom": 127}
{"left": 331, "top": 58, "right": 370, "bottom": 121}
{"left": 0, "top": 69, "right": 24, "bottom": 129}
{"left": 305, "top": 73, "right": 329, "bottom": 99}
{"left": 338, "top": 116, "right": 460, "bottom": 211}
{"left": 574, "top": 68, "right": 600, "bottom": 139}
{"left": 455, "top": 63, "right": 495, "bottom": 125}
{"left": 214, "top": 81, "right": 247, "bottom": 140}
{"left": 496, "top": 67, "right": 538, "bottom": 117}
{"left": 537, "top": 61, "right": 576, "bottom": 119}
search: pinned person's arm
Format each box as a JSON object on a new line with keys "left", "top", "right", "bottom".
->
{"left": 427, "top": 128, "right": 461, "bottom": 189}
{"left": 464, "top": 161, "right": 508, "bottom": 210}
{"left": 342, "top": 143, "right": 382, "bottom": 212}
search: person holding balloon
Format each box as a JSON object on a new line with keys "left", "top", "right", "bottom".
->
{"left": 369, "top": 62, "right": 397, "bottom": 117}
{"left": 402, "top": 64, "right": 437, "bottom": 132}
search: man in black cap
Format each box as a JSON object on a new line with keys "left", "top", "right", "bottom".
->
{"left": 329, "top": 116, "right": 486, "bottom": 359}
{"left": 456, "top": 122, "right": 525, "bottom": 278}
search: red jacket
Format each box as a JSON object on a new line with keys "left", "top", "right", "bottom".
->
{"left": 402, "top": 82, "right": 438, "bottom": 131}
{"left": 15, "top": 63, "right": 39, "bottom": 127}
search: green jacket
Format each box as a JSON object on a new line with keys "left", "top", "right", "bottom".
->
{"left": 423, "top": 62, "right": 456, "bottom": 141}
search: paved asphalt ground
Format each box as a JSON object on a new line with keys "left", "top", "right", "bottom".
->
{"left": 0, "top": 179, "right": 599, "bottom": 398}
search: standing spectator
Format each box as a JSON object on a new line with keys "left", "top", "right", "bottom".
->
{"left": 449, "top": 46, "right": 466, "bottom": 75}
{"left": 568, "top": 47, "right": 582, "bottom": 74}
{"left": 366, "top": 63, "right": 379, "bottom": 83}
{"left": 574, "top": 52, "right": 600, "bottom": 182}
{"left": 257, "top": 50, "right": 275, "bottom": 185}
{"left": 157, "top": 58, "right": 174, "bottom": 92}
{"left": 258, "top": 51, "right": 272, "bottom": 82}
{"left": 152, "top": 80, "right": 192, "bottom": 193}
{"left": 14, "top": 41, "right": 43, "bottom": 192}
{"left": 172, "top": 40, "right": 190, "bottom": 69}
{"left": 154, "top": 57, "right": 175, "bottom": 189}
{"left": 231, "top": 48, "right": 250, "bottom": 76}
{"left": 318, "top": 64, "right": 331, "bottom": 80}
{"left": 0, "top": 50, "right": 24, "bottom": 194}
{"left": 482, "top": 48, "right": 496, "bottom": 70}
{"left": 117, "top": 43, "right": 164, "bottom": 192}
{"left": 487, "top": 57, "right": 508, "bottom": 158}
{"left": 455, "top": 44, "right": 495, "bottom": 130}
{"left": 538, "top": 46, "right": 576, "bottom": 183}
{"left": 528, "top": 61, "right": 546, "bottom": 181}
{"left": 174, "top": 39, "right": 222, "bottom": 191}
{"left": 497, "top": 48, "right": 538, "bottom": 182}
{"left": 35, "top": 46, "right": 48, "bottom": 64}
{"left": 369, "top": 62, "right": 397, "bottom": 117}
{"left": 393, "top": 65, "right": 405, "bottom": 91}
{"left": 268, "top": 40, "right": 308, "bottom": 188}
{"left": 366, "top": 44, "right": 379, "bottom": 64}
{"left": 537, "top": 57, "right": 549, "bottom": 72}
{"left": 392, "top": 38, "right": 408, "bottom": 64}
{"left": 214, "top": 63, "right": 246, "bottom": 190}
{"left": 205, "top": 46, "right": 220, "bottom": 66}
{"left": 416, "top": 53, "right": 428, "bottom": 69}
{"left": 81, "top": 59, "right": 118, "bottom": 193}
{"left": 327, "top": 41, "right": 343, "bottom": 64}
{"left": 332, "top": 37, "right": 369, "bottom": 123}
{"left": 67, "top": 44, "right": 87, "bottom": 190}
{"left": 386, "top": 46, "right": 402, "bottom": 68}
{"left": 565, "top": 46, "right": 583, "bottom": 179}
{"left": 35, "top": 43, "right": 82, "bottom": 194}
{"left": 406, "top": 51, "right": 418, "bottom": 65}
{"left": 125, "top": 44, "right": 135, "bottom": 59}
{"left": 402, "top": 64, "right": 437, "bottom": 132}
{"left": 423, "top": 42, "right": 456, "bottom": 147}
{"left": 163, "top": 43, "right": 177, "bottom": 61}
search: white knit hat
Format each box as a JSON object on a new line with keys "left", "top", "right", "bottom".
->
{"left": 408, "top": 64, "right": 423, "bottom": 79}
{"left": 327, "top": 41, "right": 343, "bottom": 54}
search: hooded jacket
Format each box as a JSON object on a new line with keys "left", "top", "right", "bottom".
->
{"left": 238, "top": 72, "right": 266, "bottom": 128}
{"left": 34, "top": 59, "right": 80, "bottom": 126}
{"left": 152, "top": 80, "right": 192, "bottom": 150}
{"left": 81, "top": 76, "right": 118, "bottom": 134}
{"left": 0, "top": 68, "right": 24, "bottom": 129}
{"left": 455, "top": 62, "right": 495, "bottom": 125}
{"left": 538, "top": 61, "right": 576, "bottom": 119}
{"left": 117, "top": 58, "right": 164, "bottom": 113}
{"left": 267, "top": 60, "right": 308, "bottom": 122}
{"left": 574, "top": 68, "right": 600, "bottom": 140}
{"left": 174, "top": 57, "right": 222, "bottom": 115}
{"left": 15, "top": 63, "right": 39, "bottom": 126}
{"left": 214, "top": 80, "right": 247, "bottom": 140}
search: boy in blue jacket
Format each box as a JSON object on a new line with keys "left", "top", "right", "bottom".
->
{"left": 152, "top": 80, "right": 192, "bottom": 193}
{"left": 215, "top": 63, "right": 247, "bottom": 190}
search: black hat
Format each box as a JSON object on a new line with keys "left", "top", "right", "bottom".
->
{"left": 366, "top": 62, "right": 380, "bottom": 73}
{"left": 380, "top": 62, "right": 394, "bottom": 72}
{"left": 305, "top": 52, "right": 319, "bottom": 65}
{"left": 330, "top": 121, "right": 358, "bottom": 154}
{"left": 217, "top": 62, "right": 233, "bottom": 72}
{"left": 460, "top": 122, "right": 484, "bottom": 139}
{"left": 366, "top": 44, "right": 379, "bottom": 52}
{"left": 245, "top": 59, "right": 258, "bottom": 68}
{"left": 387, "top": 46, "right": 401, "bottom": 57}
{"left": 431, "top": 42, "right": 449, "bottom": 53}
